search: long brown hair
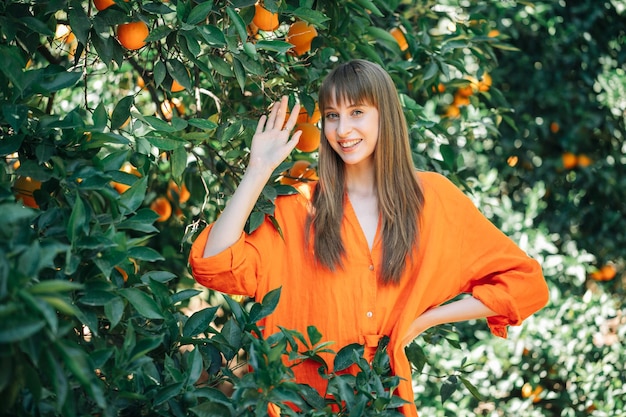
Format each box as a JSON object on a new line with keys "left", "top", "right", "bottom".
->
{"left": 307, "top": 59, "right": 425, "bottom": 285}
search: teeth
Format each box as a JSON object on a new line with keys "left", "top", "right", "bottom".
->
{"left": 339, "top": 139, "right": 361, "bottom": 148}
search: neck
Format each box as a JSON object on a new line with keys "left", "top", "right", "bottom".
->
{"left": 344, "top": 162, "right": 376, "bottom": 198}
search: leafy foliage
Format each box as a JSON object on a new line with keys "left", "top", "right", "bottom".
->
{"left": 0, "top": 0, "right": 624, "bottom": 416}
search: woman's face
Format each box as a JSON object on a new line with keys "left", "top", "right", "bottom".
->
{"left": 323, "top": 98, "right": 379, "bottom": 168}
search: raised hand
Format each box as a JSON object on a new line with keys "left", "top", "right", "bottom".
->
{"left": 248, "top": 96, "right": 303, "bottom": 173}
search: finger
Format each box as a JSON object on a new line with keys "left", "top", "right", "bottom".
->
{"left": 283, "top": 102, "right": 301, "bottom": 132}
{"left": 286, "top": 129, "right": 303, "bottom": 150}
{"left": 265, "top": 100, "right": 281, "bottom": 130}
{"left": 255, "top": 115, "right": 267, "bottom": 136}
{"left": 272, "top": 96, "right": 289, "bottom": 130}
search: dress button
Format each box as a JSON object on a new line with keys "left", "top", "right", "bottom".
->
{"left": 368, "top": 264, "right": 374, "bottom": 271}
{"left": 366, "top": 311, "right": 373, "bottom": 318}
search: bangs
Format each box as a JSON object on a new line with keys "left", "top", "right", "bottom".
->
{"left": 319, "top": 61, "right": 377, "bottom": 110}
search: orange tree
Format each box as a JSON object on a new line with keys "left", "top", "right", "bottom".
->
{"left": 4, "top": 0, "right": 617, "bottom": 416}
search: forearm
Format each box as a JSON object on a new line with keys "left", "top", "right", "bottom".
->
{"left": 401, "top": 296, "right": 498, "bottom": 347}
{"left": 202, "top": 166, "right": 272, "bottom": 258}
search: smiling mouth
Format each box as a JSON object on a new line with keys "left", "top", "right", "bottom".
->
{"left": 338, "top": 139, "right": 362, "bottom": 149}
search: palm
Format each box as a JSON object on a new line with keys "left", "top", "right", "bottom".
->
{"left": 248, "top": 96, "right": 303, "bottom": 171}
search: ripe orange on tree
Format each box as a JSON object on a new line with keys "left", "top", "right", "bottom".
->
{"left": 286, "top": 103, "right": 321, "bottom": 125}
{"left": 591, "top": 264, "right": 617, "bottom": 281}
{"left": 55, "top": 24, "right": 76, "bottom": 44}
{"left": 577, "top": 154, "right": 592, "bottom": 167}
{"left": 294, "top": 123, "right": 320, "bottom": 153}
{"left": 287, "top": 21, "right": 318, "bottom": 56}
{"left": 150, "top": 196, "right": 172, "bottom": 222}
{"left": 93, "top": 0, "right": 115, "bottom": 11}
{"left": 167, "top": 180, "right": 191, "bottom": 204}
{"left": 253, "top": 2, "right": 279, "bottom": 31}
{"left": 389, "top": 27, "right": 408, "bottom": 52}
{"left": 170, "top": 79, "right": 185, "bottom": 92}
{"left": 280, "top": 160, "right": 318, "bottom": 185}
{"left": 562, "top": 152, "right": 577, "bottom": 170}
{"left": 111, "top": 162, "right": 141, "bottom": 193}
{"left": 117, "top": 21, "right": 149, "bottom": 50}
{"left": 14, "top": 176, "right": 42, "bottom": 209}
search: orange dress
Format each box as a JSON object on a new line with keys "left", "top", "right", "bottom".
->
{"left": 189, "top": 171, "right": 549, "bottom": 416}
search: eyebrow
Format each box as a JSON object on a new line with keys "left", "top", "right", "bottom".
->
{"left": 324, "top": 103, "right": 367, "bottom": 111}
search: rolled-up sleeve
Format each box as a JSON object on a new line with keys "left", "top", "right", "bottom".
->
{"left": 446, "top": 180, "right": 549, "bottom": 338}
{"left": 188, "top": 224, "right": 260, "bottom": 297}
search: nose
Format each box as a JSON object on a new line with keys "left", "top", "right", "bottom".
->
{"left": 336, "top": 117, "right": 352, "bottom": 137}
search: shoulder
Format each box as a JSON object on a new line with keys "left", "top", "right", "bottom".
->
{"left": 416, "top": 171, "right": 467, "bottom": 202}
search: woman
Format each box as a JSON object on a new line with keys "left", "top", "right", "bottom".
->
{"left": 189, "top": 59, "right": 549, "bottom": 416}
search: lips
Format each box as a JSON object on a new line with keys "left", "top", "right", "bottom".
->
{"left": 338, "top": 139, "right": 362, "bottom": 149}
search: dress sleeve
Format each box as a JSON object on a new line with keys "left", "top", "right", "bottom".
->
{"left": 188, "top": 223, "right": 265, "bottom": 297}
{"left": 442, "top": 178, "right": 549, "bottom": 338}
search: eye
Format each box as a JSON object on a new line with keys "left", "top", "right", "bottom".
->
{"left": 351, "top": 109, "right": 363, "bottom": 116}
{"left": 324, "top": 112, "right": 338, "bottom": 120}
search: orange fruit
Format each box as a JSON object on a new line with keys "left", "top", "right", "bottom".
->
{"left": 456, "top": 84, "right": 474, "bottom": 98}
{"left": 167, "top": 180, "right": 191, "bottom": 204}
{"left": 550, "top": 121, "right": 560, "bottom": 133}
{"left": 453, "top": 93, "right": 470, "bottom": 107}
{"left": 253, "top": 3, "right": 279, "bottom": 31}
{"left": 294, "top": 123, "right": 320, "bottom": 153}
{"left": 93, "top": 0, "right": 115, "bottom": 11}
{"left": 577, "top": 154, "right": 592, "bottom": 167}
{"left": 444, "top": 105, "right": 461, "bottom": 118}
{"left": 562, "top": 152, "right": 577, "bottom": 170}
{"left": 55, "top": 24, "right": 75, "bottom": 44}
{"left": 137, "top": 75, "right": 145, "bottom": 89}
{"left": 488, "top": 29, "right": 500, "bottom": 38}
{"left": 111, "top": 162, "right": 141, "bottom": 193}
{"left": 14, "top": 176, "right": 42, "bottom": 209}
{"left": 160, "top": 98, "right": 185, "bottom": 121}
{"left": 280, "top": 160, "right": 318, "bottom": 185}
{"left": 287, "top": 103, "right": 321, "bottom": 125}
{"left": 170, "top": 79, "right": 185, "bottom": 92}
{"left": 599, "top": 264, "right": 617, "bottom": 281}
{"left": 287, "top": 21, "right": 318, "bottom": 56}
{"left": 476, "top": 73, "right": 492, "bottom": 92}
{"left": 389, "top": 27, "right": 408, "bottom": 52}
{"left": 521, "top": 383, "right": 532, "bottom": 398}
{"left": 117, "top": 21, "right": 149, "bottom": 50}
{"left": 150, "top": 196, "right": 172, "bottom": 222}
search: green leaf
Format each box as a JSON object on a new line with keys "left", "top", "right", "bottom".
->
{"left": 459, "top": 376, "right": 484, "bottom": 400}
{"left": 145, "top": 25, "right": 174, "bottom": 42}
{"left": 307, "top": 325, "right": 323, "bottom": 346}
{"left": 129, "top": 335, "right": 164, "bottom": 362}
{"left": 20, "top": 16, "right": 54, "bottom": 36}
{"left": 144, "top": 133, "right": 188, "bottom": 150}
{"left": 111, "top": 96, "right": 134, "bottom": 130}
{"left": 197, "top": 25, "right": 227, "bottom": 46}
{"left": 183, "top": 306, "right": 219, "bottom": 338}
{"left": 118, "top": 176, "right": 148, "bottom": 215}
{"left": 440, "top": 376, "right": 458, "bottom": 403}
{"left": 353, "top": 0, "right": 384, "bottom": 17}
{"left": 0, "top": 318, "right": 46, "bottom": 343}
{"left": 127, "top": 246, "right": 165, "bottom": 262}
{"left": 245, "top": 211, "right": 264, "bottom": 234}
{"left": 28, "top": 280, "right": 84, "bottom": 294}
{"left": 68, "top": 1, "right": 91, "bottom": 45}
{"left": 154, "top": 60, "right": 166, "bottom": 87}
{"left": 37, "top": 69, "right": 82, "bottom": 94}
{"left": 225, "top": 6, "right": 248, "bottom": 42}
{"left": 120, "top": 288, "right": 164, "bottom": 320}
{"left": 2, "top": 104, "right": 29, "bottom": 131}
{"left": 249, "top": 287, "right": 281, "bottom": 323}
{"left": 255, "top": 40, "right": 294, "bottom": 54}
{"left": 67, "top": 195, "right": 87, "bottom": 244}
{"left": 171, "top": 146, "right": 187, "bottom": 181}
{"left": 333, "top": 343, "right": 363, "bottom": 372}
{"left": 167, "top": 58, "right": 192, "bottom": 90}
{"left": 187, "top": 1, "right": 214, "bottom": 25}
{"left": 221, "top": 318, "right": 242, "bottom": 349}
{"left": 104, "top": 297, "right": 125, "bottom": 329}
{"left": 292, "top": 7, "right": 330, "bottom": 28}
{"left": 171, "top": 289, "right": 202, "bottom": 305}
